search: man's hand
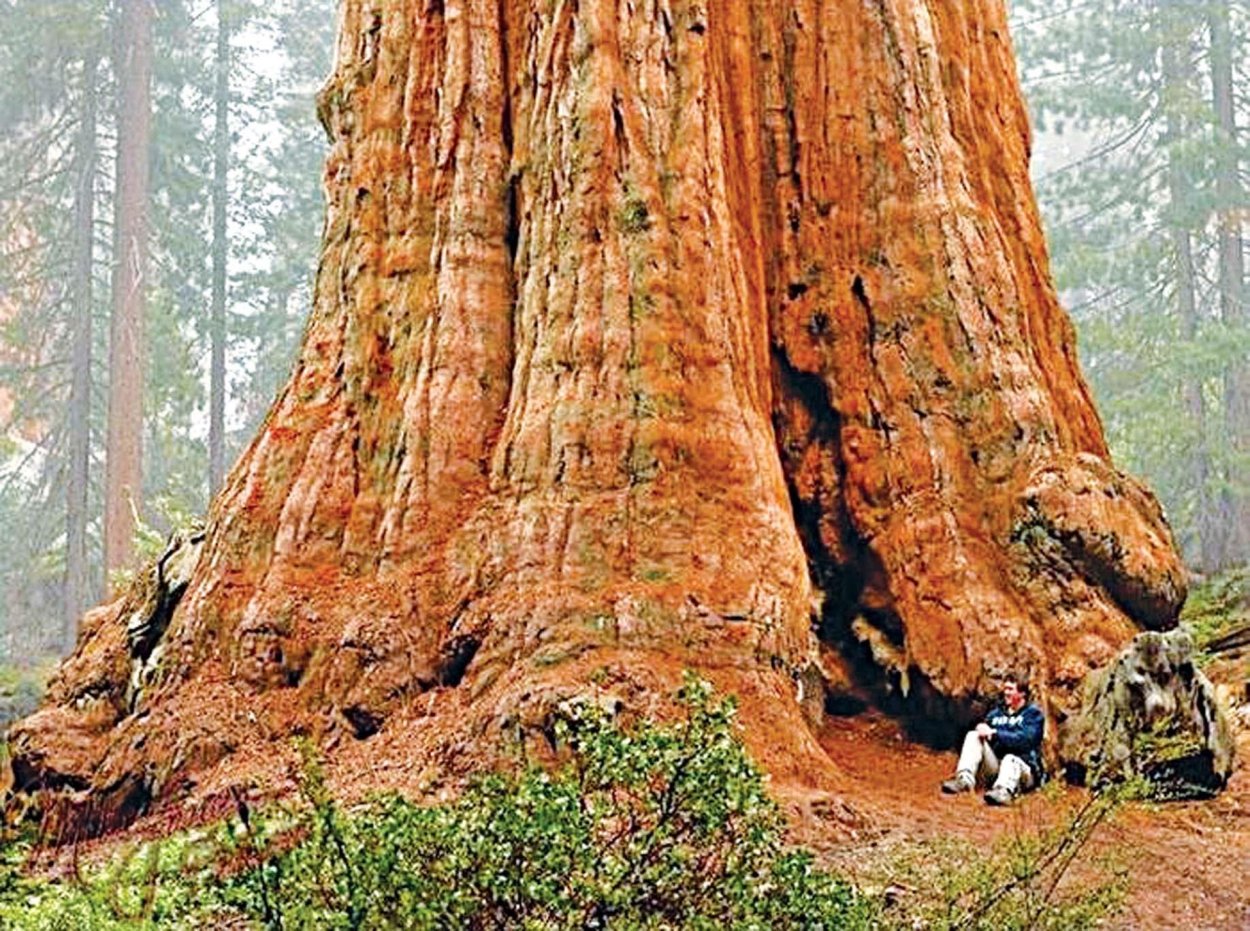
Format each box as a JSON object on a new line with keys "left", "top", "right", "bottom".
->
{"left": 975, "top": 723, "right": 994, "bottom": 740}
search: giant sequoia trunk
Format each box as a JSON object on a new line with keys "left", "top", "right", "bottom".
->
{"left": 12, "top": 0, "right": 1185, "bottom": 837}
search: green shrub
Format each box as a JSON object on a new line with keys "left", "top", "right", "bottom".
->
{"left": 219, "top": 675, "right": 879, "bottom": 929}
{"left": 0, "top": 826, "right": 227, "bottom": 930}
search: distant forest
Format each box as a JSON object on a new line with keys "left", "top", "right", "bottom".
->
{"left": 0, "top": 0, "right": 337, "bottom": 658}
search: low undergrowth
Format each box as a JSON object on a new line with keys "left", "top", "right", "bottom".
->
{"left": 0, "top": 677, "right": 1128, "bottom": 929}
{"left": 0, "top": 658, "right": 54, "bottom": 729}
{"left": 1181, "top": 567, "right": 1250, "bottom": 661}
{"left": 860, "top": 783, "right": 1131, "bottom": 930}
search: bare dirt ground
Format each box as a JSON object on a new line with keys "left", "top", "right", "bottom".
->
{"left": 797, "top": 712, "right": 1250, "bottom": 930}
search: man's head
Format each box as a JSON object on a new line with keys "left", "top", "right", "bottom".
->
{"left": 1002, "top": 675, "right": 1029, "bottom": 712}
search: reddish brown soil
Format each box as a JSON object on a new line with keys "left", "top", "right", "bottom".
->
{"left": 801, "top": 712, "right": 1250, "bottom": 931}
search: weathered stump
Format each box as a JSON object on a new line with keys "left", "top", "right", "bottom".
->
{"left": 1060, "top": 628, "right": 1234, "bottom": 798}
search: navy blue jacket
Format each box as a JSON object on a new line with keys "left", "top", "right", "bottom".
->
{"left": 985, "top": 702, "right": 1045, "bottom": 780}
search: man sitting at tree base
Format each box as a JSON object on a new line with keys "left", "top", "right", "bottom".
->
{"left": 941, "top": 675, "right": 1044, "bottom": 805}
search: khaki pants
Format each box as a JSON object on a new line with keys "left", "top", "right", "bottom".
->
{"left": 955, "top": 730, "right": 1034, "bottom": 794}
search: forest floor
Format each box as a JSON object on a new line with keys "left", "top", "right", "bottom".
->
{"left": 12, "top": 648, "right": 1249, "bottom": 929}
{"left": 789, "top": 710, "right": 1250, "bottom": 931}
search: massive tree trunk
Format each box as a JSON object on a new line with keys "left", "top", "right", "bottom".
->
{"left": 104, "top": 0, "right": 153, "bottom": 582}
{"left": 12, "top": 0, "right": 1185, "bottom": 838}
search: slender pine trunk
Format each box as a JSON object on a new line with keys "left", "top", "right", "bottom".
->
{"left": 1161, "top": 33, "right": 1216, "bottom": 569}
{"left": 1209, "top": 0, "right": 1248, "bottom": 568}
{"left": 209, "top": 0, "right": 230, "bottom": 496}
{"left": 64, "top": 51, "right": 99, "bottom": 649}
{"left": 104, "top": 0, "right": 153, "bottom": 585}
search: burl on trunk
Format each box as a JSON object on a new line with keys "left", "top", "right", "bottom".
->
{"left": 11, "top": 0, "right": 1183, "bottom": 837}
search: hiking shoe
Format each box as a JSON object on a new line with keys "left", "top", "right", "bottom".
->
{"left": 984, "top": 786, "right": 1014, "bottom": 806}
{"left": 941, "top": 773, "right": 974, "bottom": 795}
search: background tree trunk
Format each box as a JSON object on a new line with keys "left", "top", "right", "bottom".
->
{"left": 104, "top": 0, "right": 154, "bottom": 583}
{"left": 1209, "top": 1, "right": 1248, "bottom": 568}
{"left": 1161, "top": 36, "right": 1215, "bottom": 571}
{"left": 64, "top": 50, "right": 99, "bottom": 650}
{"left": 209, "top": 0, "right": 230, "bottom": 497}
{"left": 12, "top": 0, "right": 1186, "bottom": 838}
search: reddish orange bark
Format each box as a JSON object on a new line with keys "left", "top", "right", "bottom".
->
{"left": 12, "top": 0, "right": 1184, "bottom": 837}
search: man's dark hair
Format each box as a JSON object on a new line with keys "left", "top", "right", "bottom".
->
{"left": 1005, "top": 673, "right": 1031, "bottom": 699}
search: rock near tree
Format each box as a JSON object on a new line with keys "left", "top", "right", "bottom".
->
{"left": 11, "top": 0, "right": 1185, "bottom": 838}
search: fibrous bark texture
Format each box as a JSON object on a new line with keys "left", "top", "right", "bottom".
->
{"left": 12, "top": 0, "right": 1185, "bottom": 836}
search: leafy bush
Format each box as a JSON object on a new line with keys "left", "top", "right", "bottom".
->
{"left": 0, "top": 676, "right": 878, "bottom": 929}
{"left": 219, "top": 675, "right": 878, "bottom": 929}
{"left": 0, "top": 826, "right": 228, "bottom": 930}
